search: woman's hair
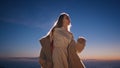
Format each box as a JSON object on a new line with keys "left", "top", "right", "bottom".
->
{"left": 55, "top": 13, "right": 69, "bottom": 28}
{"left": 46, "top": 12, "right": 71, "bottom": 36}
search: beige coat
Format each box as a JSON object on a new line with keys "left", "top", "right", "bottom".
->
{"left": 39, "top": 35, "right": 86, "bottom": 68}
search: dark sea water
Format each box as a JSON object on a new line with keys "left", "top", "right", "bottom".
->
{"left": 0, "top": 58, "right": 120, "bottom": 68}
{"left": 83, "top": 60, "right": 120, "bottom": 68}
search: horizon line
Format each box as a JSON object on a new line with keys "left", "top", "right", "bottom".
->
{"left": 0, "top": 56, "right": 120, "bottom": 61}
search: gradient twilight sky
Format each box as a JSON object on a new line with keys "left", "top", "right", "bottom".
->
{"left": 0, "top": 0, "right": 120, "bottom": 60}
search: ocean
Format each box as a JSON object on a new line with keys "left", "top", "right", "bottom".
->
{"left": 0, "top": 58, "right": 120, "bottom": 68}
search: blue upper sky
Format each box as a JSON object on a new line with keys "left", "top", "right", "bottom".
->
{"left": 0, "top": 0, "right": 120, "bottom": 60}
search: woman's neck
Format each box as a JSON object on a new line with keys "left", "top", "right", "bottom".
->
{"left": 62, "top": 26, "right": 68, "bottom": 31}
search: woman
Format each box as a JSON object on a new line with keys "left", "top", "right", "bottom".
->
{"left": 39, "top": 13, "right": 86, "bottom": 68}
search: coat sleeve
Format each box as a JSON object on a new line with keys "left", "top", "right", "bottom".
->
{"left": 39, "top": 37, "right": 47, "bottom": 67}
{"left": 75, "top": 37, "right": 86, "bottom": 53}
{"left": 67, "top": 39, "right": 86, "bottom": 68}
{"left": 39, "top": 36, "right": 53, "bottom": 68}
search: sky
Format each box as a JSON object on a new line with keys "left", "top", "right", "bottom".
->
{"left": 0, "top": 0, "right": 120, "bottom": 60}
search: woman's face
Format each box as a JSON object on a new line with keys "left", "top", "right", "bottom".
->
{"left": 63, "top": 15, "right": 70, "bottom": 26}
